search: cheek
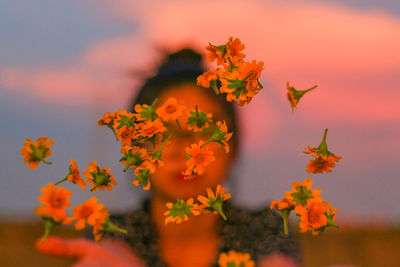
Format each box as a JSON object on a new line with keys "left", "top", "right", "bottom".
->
{"left": 204, "top": 143, "right": 232, "bottom": 183}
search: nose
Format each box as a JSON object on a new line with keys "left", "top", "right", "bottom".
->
{"left": 166, "top": 134, "right": 198, "bottom": 161}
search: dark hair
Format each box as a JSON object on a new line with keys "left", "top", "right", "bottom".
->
{"left": 132, "top": 48, "right": 240, "bottom": 157}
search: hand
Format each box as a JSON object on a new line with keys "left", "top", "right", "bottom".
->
{"left": 259, "top": 253, "right": 299, "bottom": 267}
{"left": 36, "top": 237, "right": 145, "bottom": 267}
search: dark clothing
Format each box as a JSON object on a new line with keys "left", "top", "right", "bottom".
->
{"left": 96, "top": 200, "right": 300, "bottom": 266}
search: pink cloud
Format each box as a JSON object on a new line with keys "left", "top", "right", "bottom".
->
{"left": 1, "top": 0, "right": 399, "bottom": 143}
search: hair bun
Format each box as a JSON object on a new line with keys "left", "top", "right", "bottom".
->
{"left": 156, "top": 48, "right": 204, "bottom": 77}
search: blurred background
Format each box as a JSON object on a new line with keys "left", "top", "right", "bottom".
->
{"left": 1, "top": 0, "right": 399, "bottom": 266}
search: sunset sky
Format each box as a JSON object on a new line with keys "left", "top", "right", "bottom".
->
{"left": 1, "top": 0, "right": 399, "bottom": 225}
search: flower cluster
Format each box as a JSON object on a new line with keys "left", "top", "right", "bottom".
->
{"left": 218, "top": 250, "right": 255, "bottom": 267}
{"left": 286, "top": 81, "right": 317, "bottom": 112}
{"left": 270, "top": 178, "right": 338, "bottom": 235}
{"left": 99, "top": 98, "right": 233, "bottom": 184}
{"left": 21, "top": 136, "right": 127, "bottom": 242}
{"left": 164, "top": 185, "right": 231, "bottom": 224}
{"left": 24, "top": 36, "right": 342, "bottom": 248}
{"left": 197, "top": 37, "right": 264, "bottom": 106}
{"left": 69, "top": 197, "right": 126, "bottom": 242}
{"left": 304, "top": 129, "right": 341, "bottom": 174}
{"left": 35, "top": 182, "right": 127, "bottom": 243}
{"left": 183, "top": 120, "right": 232, "bottom": 179}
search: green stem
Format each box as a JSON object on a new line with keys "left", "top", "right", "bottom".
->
{"left": 41, "top": 219, "right": 55, "bottom": 243}
{"left": 176, "top": 119, "right": 181, "bottom": 129}
{"left": 106, "top": 221, "right": 128, "bottom": 234}
{"left": 242, "top": 72, "right": 254, "bottom": 82}
{"left": 211, "top": 81, "right": 220, "bottom": 95}
{"left": 90, "top": 184, "right": 99, "bottom": 192}
{"left": 283, "top": 216, "right": 289, "bottom": 235}
{"left": 322, "top": 129, "right": 328, "bottom": 143}
{"left": 150, "top": 98, "right": 159, "bottom": 108}
{"left": 214, "top": 204, "right": 227, "bottom": 221}
{"left": 200, "top": 139, "right": 212, "bottom": 148}
{"left": 305, "top": 85, "right": 318, "bottom": 92}
{"left": 54, "top": 175, "right": 69, "bottom": 186}
{"left": 41, "top": 159, "right": 52, "bottom": 165}
{"left": 195, "top": 105, "right": 199, "bottom": 116}
{"left": 227, "top": 57, "right": 238, "bottom": 71}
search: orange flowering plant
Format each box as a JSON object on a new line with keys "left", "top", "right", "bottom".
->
{"left": 83, "top": 161, "right": 118, "bottom": 192}
{"left": 35, "top": 183, "right": 72, "bottom": 243}
{"left": 164, "top": 184, "right": 230, "bottom": 224}
{"left": 164, "top": 197, "right": 201, "bottom": 225}
{"left": 54, "top": 158, "right": 86, "bottom": 189}
{"left": 198, "top": 37, "right": 264, "bottom": 106}
{"left": 186, "top": 105, "right": 213, "bottom": 132}
{"left": 304, "top": 129, "right": 342, "bottom": 174}
{"left": 21, "top": 137, "right": 53, "bottom": 169}
{"left": 271, "top": 178, "right": 338, "bottom": 235}
{"left": 25, "top": 36, "right": 342, "bottom": 246}
{"left": 218, "top": 250, "right": 255, "bottom": 267}
{"left": 286, "top": 81, "right": 317, "bottom": 112}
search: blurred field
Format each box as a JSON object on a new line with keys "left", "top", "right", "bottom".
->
{"left": 1, "top": 221, "right": 400, "bottom": 267}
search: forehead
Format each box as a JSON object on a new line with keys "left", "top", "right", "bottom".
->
{"left": 158, "top": 83, "right": 228, "bottom": 121}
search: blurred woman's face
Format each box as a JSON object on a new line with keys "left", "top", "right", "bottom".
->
{"left": 150, "top": 83, "right": 234, "bottom": 201}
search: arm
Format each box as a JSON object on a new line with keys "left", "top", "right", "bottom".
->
{"left": 36, "top": 237, "right": 145, "bottom": 267}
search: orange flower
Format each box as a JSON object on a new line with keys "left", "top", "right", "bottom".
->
{"left": 206, "top": 37, "right": 246, "bottom": 68}
{"left": 284, "top": 178, "right": 322, "bottom": 206}
{"left": 132, "top": 161, "right": 156, "bottom": 191}
{"left": 83, "top": 161, "right": 118, "bottom": 192}
{"left": 89, "top": 207, "right": 128, "bottom": 242}
{"left": 226, "top": 37, "right": 246, "bottom": 63}
{"left": 164, "top": 198, "right": 201, "bottom": 225}
{"left": 197, "top": 70, "right": 219, "bottom": 88}
{"left": 183, "top": 141, "right": 216, "bottom": 178}
{"left": 136, "top": 118, "right": 167, "bottom": 139}
{"left": 303, "top": 145, "right": 318, "bottom": 155}
{"left": 270, "top": 197, "right": 295, "bottom": 235}
{"left": 21, "top": 137, "right": 54, "bottom": 169}
{"left": 156, "top": 97, "right": 186, "bottom": 122}
{"left": 116, "top": 125, "right": 136, "bottom": 146}
{"left": 120, "top": 146, "right": 150, "bottom": 172}
{"left": 304, "top": 129, "right": 341, "bottom": 174}
{"left": 55, "top": 159, "right": 86, "bottom": 189}
{"left": 186, "top": 106, "right": 213, "bottom": 133}
{"left": 218, "top": 250, "right": 255, "bottom": 267}
{"left": 206, "top": 43, "right": 226, "bottom": 66}
{"left": 306, "top": 154, "right": 337, "bottom": 174}
{"left": 286, "top": 81, "right": 317, "bottom": 112}
{"left": 97, "top": 112, "right": 116, "bottom": 127}
{"left": 134, "top": 99, "right": 158, "bottom": 121}
{"left": 36, "top": 183, "right": 72, "bottom": 222}
{"left": 295, "top": 199, "right": 329, "bottom": 235}
{"left": 270, "top": 198, "right": 294, "bottom": 211}
{"left": 219, "top": 60, "right": 264, "bottom": 106}
{"left": 202, "top": 120, "right": 233, "bottom": 153}
{"left": 67, "top": 159, "right": 85, "bottom": 189}
{"left": 197, "top": 185, "right": 231, "bottom": 220}
{"left": 71, "top": 197, "right": 105, "bottom": 230}
{"left": 113, "top": 109, "right": 136, "bottom": 129}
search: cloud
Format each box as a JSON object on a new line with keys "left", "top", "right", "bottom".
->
{"left": 1, "top": 0, "right": 399, "bottom": 124}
